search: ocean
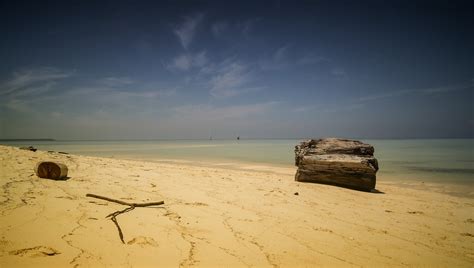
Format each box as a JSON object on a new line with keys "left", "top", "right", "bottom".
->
{"left": 2, "top": 139, "right": 473, "bottom": 186}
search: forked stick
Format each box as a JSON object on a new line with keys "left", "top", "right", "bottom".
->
{"left": 86, "top": 193, "right": 165, "bottom": 243}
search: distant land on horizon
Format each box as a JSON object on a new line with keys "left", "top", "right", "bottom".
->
{"left": 0, "top": 139, "right": 56, "bottom": 142}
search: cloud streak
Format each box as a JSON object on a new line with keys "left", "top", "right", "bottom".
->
{"left": 259, "top": 46, "right": 332, "bottom": 71}
{"left": 99, "top": 77, "right": 134, "bottom": 87}
{"left": 0, "top": 68, "right": 176, "bottom": 118}
{"left": 0, "top": 67, "right": 73, "bottom": 96}
{"left": 209, "top": 61, "right": 260, "bottom": 98}
{"left": 314, "top": 81, "right": 474, "bottom": 115}
{"left": 357, "top": 82, "right": 474, "bottom": 103}
{"left": 239, "top": 18, "right": 262, "bottom": 36}
{"left": 211, "top": 21, "right": 228, "bottom": 37}
{"left": 174, "top": 13, "right": 204, "bottom": 49}
{"left": 173, "top": 101, "right": 279, "bottom": 121}
{"left": 167, "top": 51, "right": 208, "bottom": 71}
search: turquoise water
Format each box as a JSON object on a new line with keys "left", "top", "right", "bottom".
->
{"left": 2, "top": 139, "right": 473, "bottom": 185}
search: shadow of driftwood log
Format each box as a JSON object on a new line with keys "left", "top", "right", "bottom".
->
{"left": 86, "top": 193, "right": 165, "bottom": 243}
{"left": 370, "top": 189, "right": 385, "bottom": 194}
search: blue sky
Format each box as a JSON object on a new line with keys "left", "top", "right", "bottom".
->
{"left": 0, "top": 0, "right": 473, "bottom": 139}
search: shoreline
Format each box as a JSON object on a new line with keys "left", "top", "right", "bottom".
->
{"left": 10, "top": 143, "right": 471, "bottom": 198}
{"left": 2, "top": 144, "right": 474, "bottom": 198}
{"left": 3, "top": 144, "right": 474, "bottom": 198}
{"left": 128, "top": 156, "right": 474, "bottom": 198}
{"left": 0, "top": 145, "right": 473, "bottom": 267}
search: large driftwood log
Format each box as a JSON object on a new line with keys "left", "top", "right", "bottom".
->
{"left": 295, "top": 138, "right": 379, "bottom": 191}
{"left": 35, "top": 161, "right": 68, "bottom": 180}
{"left": 86, "top": 193, "right": 165, "bottom": 243}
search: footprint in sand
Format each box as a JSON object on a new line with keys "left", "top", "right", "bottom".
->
{"left": 55, "top": 196, "right": 75, "bottom": 200}
{"left": 127, "top": 236, "right": 158, "bottom": 247}
{"left": 164, "top": 211, "right": 182, "bottom": 221}
{"left": 313, "top": 227, "right": 334, "bottom": 233}
{"left": 88, "top": 201, "right": 108, "bottom": 206}
{"left": 184, "top": 202, "right": 208, "bottom": 207}
{"left": 9, "top": 246, "right": 60, "bottom": 257}
{"left": 407, "top": 211, "right": 424, "bottom": 215}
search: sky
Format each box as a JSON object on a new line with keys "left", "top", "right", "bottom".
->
{"left": 0, "top": 0, "right": 473, "bottom": 139}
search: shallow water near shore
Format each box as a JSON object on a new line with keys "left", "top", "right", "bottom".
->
{"left": 2, "top": 138, "right": 473, "bottom": 187}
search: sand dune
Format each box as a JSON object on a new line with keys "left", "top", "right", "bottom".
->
{"left": 0, "top": 145, "right": 472, "bottom": 267}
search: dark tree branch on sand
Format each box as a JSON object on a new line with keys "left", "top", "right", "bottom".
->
{"left": 86, "top": 193, "right": 165, "bottom": 243}
{"left": 106, "top": 206, "right": 135, "bottom": 243}
{"left": 86, "top": 193, "right": 165, "bottom": 207}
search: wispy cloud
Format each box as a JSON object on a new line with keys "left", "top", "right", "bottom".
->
{"left": 260, "top": 47, "right": 331, "bottom": 71}
{"left": 62, "top": 81, "right": 176, "bottom": 102}
{"left": 273, "top": 45, "right": 290, "bottom": 62}
{"left": 239, "top": 18, "right": 262, "bottom": 36}
{"left": 211, "top": 21, "right": 228, "bottom": 37}
{"left": 0, "top": 67, "right": 176, "bottom": 117}
{"left": 174, "top": 13, "right": 204, "bottom": 49}
{"left": 98, "top": 77, "right": 134, "bottom": 87}
{"left": 357, "top": 82, "right": 473, "bottom": 103}
{"left": 330, "top": 67, "right": 346, "bottom": 77}
{"left": 296, "top": 54, "right": 329, "bottom": 65}
{"left": 167, "top": 51, "right": 208, "bottom": 71}
{"left": 293, "top": 106, "right": 315, "bottom": 113}
{"left": 321, "top": 103, "right": 366, "bottom": 114}
{"left": 110, "top": 88, "right": 176, "bottom": 99}
{"left": 167, "top": 54, "right": 264, "bottom": 98}
{"left": 3, "top": 99, "right": 32, "bottom": 113}
{"left": 420, "top": 82, "right": 474, "bottom": 94}
{"left": 171, "top": 55, "right": 192, "bottom": 71}
{"left": 295, "top": 81, "right": 474, "bottom": 116}
{"left": 173, "top": 101, "right": 279, "bottom": 121}
{"left": 209, "top": 61, "right": 261, "bottom": 98}
{"left": 0, "top": 67, "right": 73, "bottom": 96}
{"left": 9, "top": 81, "right": 58, "bottom": 98}
{"left": 259, "top": 45, "right": 291, "bottom": 70}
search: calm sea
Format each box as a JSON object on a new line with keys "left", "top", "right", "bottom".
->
{"left": 2, "top": 139, "right": 473, "bottom": 186}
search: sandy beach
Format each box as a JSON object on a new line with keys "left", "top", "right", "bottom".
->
{"left": 0, "top": 145, "right": 472, "bottom": 267}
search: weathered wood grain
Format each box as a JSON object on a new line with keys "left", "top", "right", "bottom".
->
{"left": 295, "top": 138, "right": 378, "bottom": 191}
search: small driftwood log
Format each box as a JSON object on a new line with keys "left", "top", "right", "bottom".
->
{"left": 86, "top": 193, "right": 165, "bottom": 243}
{"left": 35, "top": 161, "right": 68, "bottom": 180}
